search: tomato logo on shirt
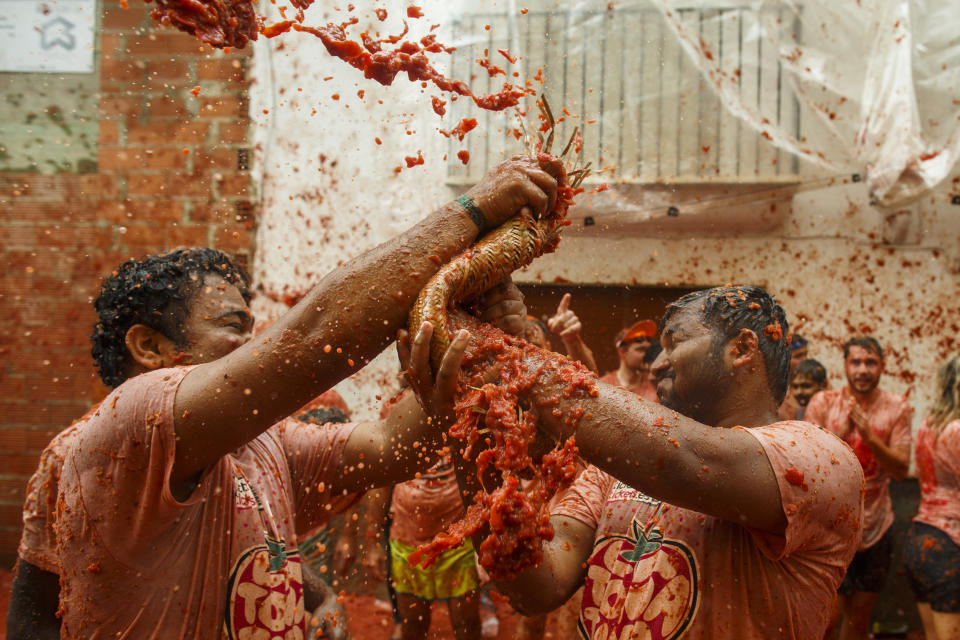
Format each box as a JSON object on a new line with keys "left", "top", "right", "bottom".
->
{"left": 579, "top": 508, "right": 699, "bottom": 639}
{"left": 225, "top": 544, "right": 305, "bottom": 639}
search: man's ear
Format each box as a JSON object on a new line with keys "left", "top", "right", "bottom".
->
{"left": 730, "top": 328, "right": 760, "bottom": 369}
{"left": 125, "top": 324, "right": 179, "bottom": 371}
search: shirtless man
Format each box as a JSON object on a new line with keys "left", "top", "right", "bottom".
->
{"left": 425, "top": 285, "right": 864, "bottom": 639}
{"left": 8, "top": 156, "right": 557, "bottom": 639}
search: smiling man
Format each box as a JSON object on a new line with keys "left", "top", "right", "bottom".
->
{"left": 805, "top": 336, "right": 912, "bottom": 640}
{"left": 7, "top": 155, "right": 559, "bottom": 639}
{"left": 449, "top": 285, "right": 864, "bottom": 639}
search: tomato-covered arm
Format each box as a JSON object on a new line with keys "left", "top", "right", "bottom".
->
{"left": 524, "top": 358, "right": 787, "bottom": 536}
{"left": 170, "top": 158, "right": 561, "bottom": 495}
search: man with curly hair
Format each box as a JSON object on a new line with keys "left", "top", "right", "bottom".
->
{"left": 8, "top": 156, "right": 558, "bottom": 639}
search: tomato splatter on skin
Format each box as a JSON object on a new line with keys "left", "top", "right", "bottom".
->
{"left": 374, "top": 8, "right": 387, "bottom": 20}
{"left": 457, "top": 150, "right": 470, "bottom": 165}
{"left": 431, "top": 95, "right": 446, "bottom": 116}
{"left": 406, "top": 5, "right": 423, "bottom": 18}
{"left": 86, "top": 562, "right": 101, "bottom": 573}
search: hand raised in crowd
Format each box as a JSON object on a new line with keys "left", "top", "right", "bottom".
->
{"left": 848, "top": 401, "right": 875, "bottom": 441}
{"left": 547, "top": 293, "right": 582, "bottom": 341}
{"left": 464, "top": 155, "right": 561, "bottom": 229}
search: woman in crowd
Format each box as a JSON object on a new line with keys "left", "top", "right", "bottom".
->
{"left": 904, "top": 355, "right": 960, "bottom": 640}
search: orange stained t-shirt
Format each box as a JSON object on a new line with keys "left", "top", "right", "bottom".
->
{"left": 19, "top": 419, "right": 86, "bottom": 574}
{"left": 553, "top": 421, "right": 864, "bottom": 640}
{"left": 599, "top": 371, "right": 658, "bottom": 403}
{"left": 804, "top": 387, "right": 912, "bottom": 549}
{"left": 914, "top": 418, "right": 960, "bottom": 548}
{"left": 53, "top": 367, "right": 358, "bottom": 639}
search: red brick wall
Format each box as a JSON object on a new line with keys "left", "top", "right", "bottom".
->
{"left": 0, "top": 1, "right": 255, "bottom": 563}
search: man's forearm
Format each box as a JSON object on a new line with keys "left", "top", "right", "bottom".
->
{"left": 337, "top": 393, "right": 450, "bottom": 493}
{"left": 174, "top": 203, "right": 478, "bottom": 477}
{"left": 562, "top": 335, "right": 598, "bottom": 373}
{"left": 522, "top": 359, "right": 787, "bottom": 534}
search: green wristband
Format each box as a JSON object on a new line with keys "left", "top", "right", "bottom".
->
{"left": 456, "top": 195, "right": 489, "bottom": 234}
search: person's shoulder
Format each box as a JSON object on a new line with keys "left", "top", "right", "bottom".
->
{"left": 758, "top": 420, "right": 858, "bottom": 459}
{"left": 759, "top": 421, "right": 864, "bottom": 485}
{"left": 878, "top": 388, "right": 910, "bottom": 410}
{"left": 598, "top": 371, "right": 618, "bottom": 384}
{"left": 811, "top": 388, "right": 843, "bottom": 404}
{"left": 939, "top": 419, "right": 960, "bottom": 442}
{"left": 272, "top": 417, "right": 358, "bottom": 446}
{"left": 91, "top": 367, "right": 194, "bottom": 412}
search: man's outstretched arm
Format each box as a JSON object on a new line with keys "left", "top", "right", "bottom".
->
{"left": 7, "top": 559, "right": 60, "bottom": 640}
{"left": 171, "top": 157, "right": 561, "bottom": 493}
{"left": 528, "top": 376, "right": 787, "bottom": 535}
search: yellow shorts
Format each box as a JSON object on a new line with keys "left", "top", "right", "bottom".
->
{"left": 390, "top": 538, "right": 480, "bottom": 600}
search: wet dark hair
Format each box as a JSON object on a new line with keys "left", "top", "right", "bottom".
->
{"left": 297, "top": 407, "right": 351, "bottom": 425}
{"left": 663, "top": 285, "right": 791, "bottom": 403}
{"left": 91, "top": 248, "right": 251, "bottom": 388}
{"left": 791, "top": 359, "right": 827, "bottom": 386}
{"left": 843, "top": 336, "right": 883, "bottom": 360}
{"left": 642, "top": 339, "right": 662, "bottom": 365}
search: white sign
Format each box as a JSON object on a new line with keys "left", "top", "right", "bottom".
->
{"left": 0, "top": 0, "right": 96, "bottom": 72}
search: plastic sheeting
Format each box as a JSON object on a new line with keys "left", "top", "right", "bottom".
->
{"left": 252, "top": 0, "right": 960, "bottom": 207}
{"left": 443, "top": 0, "right": 960, "bottom": 207}
{"left": 652, "top": 0, "right": 960, "bottom": 207}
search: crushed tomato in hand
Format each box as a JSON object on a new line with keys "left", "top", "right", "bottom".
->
{"left": 407, "top": 155, "right": 591, "bottom": 580}
{"left": 407, "top": 321, "right": 595, "bottom": 580}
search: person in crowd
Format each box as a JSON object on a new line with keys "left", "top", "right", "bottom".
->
{"left": 599, "top": 319, "right": 659, "bottom": 401}
{"left": 778, "top": 333, "right": 811, "bottom": 420}
{"left": 544, "top": 293, "right": 599, "bottom": 373}
{"left": 383, "top": 436, "right": 482, "bottom": 640}
{"left": 904, "top": 355, "right": 960, "bottom": 640}
{"left": 419, "top": 284, "right": 863, "bottom": 639}
{"left": 7, "top": 154, "right": 557, "bottom": 638}
{"left": 805, "top": 336, "right": 912, "bottom": 640}
{"left": 788, "top": 358, "right": 829, "bottom": 420}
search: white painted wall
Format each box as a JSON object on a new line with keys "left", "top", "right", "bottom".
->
{"left": 247, "top": 1, "right": 960, "bottom": 426}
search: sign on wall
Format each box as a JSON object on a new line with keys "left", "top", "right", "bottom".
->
{"left": 0, "top": 0, "right": 96, "bottom": 73}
